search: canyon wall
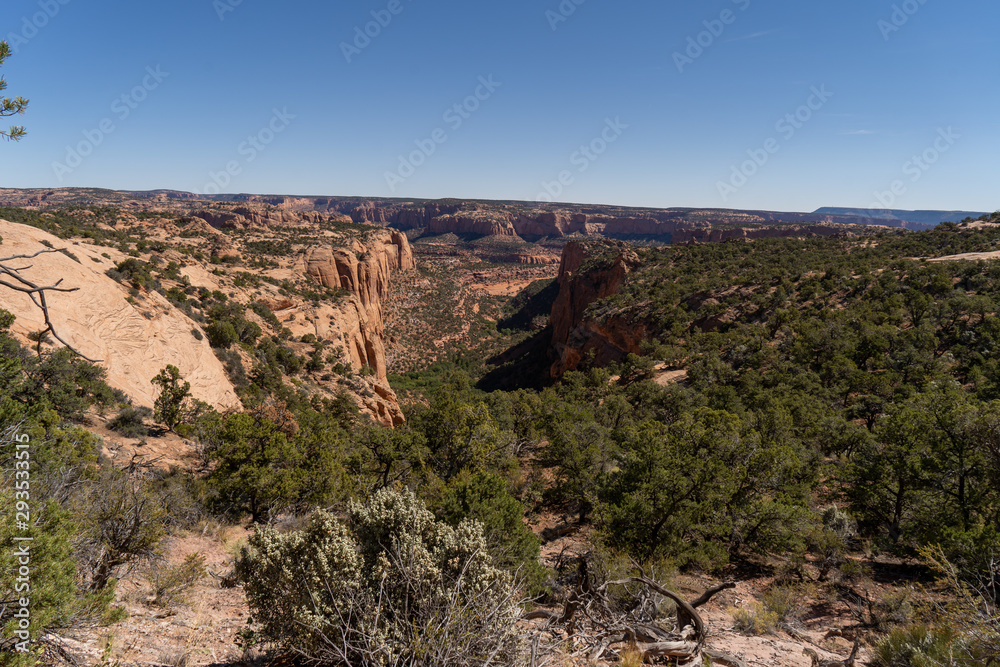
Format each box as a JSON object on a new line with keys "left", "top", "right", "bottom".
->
{"left": 192, "top": 206, "right": 346, "bottom": 229}
{"left": 294, "top": 231, "right": 415, "bottom": 425}
{"left": 0, "top": 218, "right": 417, "bottom": 427}
{"left": 338, "top": 200, "right": 905, "bottom": 243}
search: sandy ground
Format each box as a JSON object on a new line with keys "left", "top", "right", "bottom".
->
{"left": 473, "top": 279, "right": 544, "bottom": 297}
{"left": 926, "top": 249, "right": 1000, "bottom": 262}
{"left": 60, "top": 528, "right": 251, "bottom": 666}
{"left": 652, "top": 368, "right": 688, "bottom": 387}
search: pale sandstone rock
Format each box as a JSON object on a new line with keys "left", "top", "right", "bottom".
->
{"left": 294, "top": 230, "right": 415, "bottom": 425}
{"left": 0, "top": 219, "right": 241, "bottom": 412}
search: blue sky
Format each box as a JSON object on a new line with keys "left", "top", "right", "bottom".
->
{"left": 0, "top": 0, "right": 996, "bottom": 213}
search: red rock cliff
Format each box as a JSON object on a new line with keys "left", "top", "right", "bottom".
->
{"left": 299, "top": 230, "right": 414, "bottom": 387}
{"left": 548, "top": 241, "right": 646, "bottom": 379}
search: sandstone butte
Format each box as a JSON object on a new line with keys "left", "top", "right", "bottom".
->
{"left": 0, "top": 218, "right": 242, "bottom": 412}
{"left": 548, "top": 240, "right": 646, "bottom": 379}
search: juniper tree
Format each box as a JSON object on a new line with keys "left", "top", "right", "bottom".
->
{"left": 151, "top": 365, "right": 191, "bottom": 432}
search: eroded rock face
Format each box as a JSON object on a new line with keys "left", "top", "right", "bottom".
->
{"left": 296, "top": 231, "right": 415, "bottom": 426}
{"left": 301, "top": 231, "right": 415, "bottom": 325}
{"left": 192, "top": 206, "right": 342, "bottom": 230}
{"left": 426, "top": 213, "right": 518, "bottom": 237}
{"left": 0, "top": 219, "right": 241, "bottom": 412}
{"left": 504, "top": 253, "right": 561, "bottom": 266}
{"left": 548, "top": 241, "right": 645, "bottom": 379}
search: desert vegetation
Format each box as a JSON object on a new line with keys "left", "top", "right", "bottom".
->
{"left": 3, "top": 203, "right": 1000, "bottom": 665}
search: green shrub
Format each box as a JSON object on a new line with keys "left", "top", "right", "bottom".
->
{"left": 107, "top": 405, "right": 152, "bottom": 438}
{"left": 731, "top": 585, "right": 804, "bottom": 636}
{"left": 147, "top": 468, "right": 209, "bottom": 530}
{"left": 731, "top": 601, "right": 780, "bottom": 636}
{"left": 108, "top": 258, "right": 157, "bottom": 291}
{"left": 151, "top": 366, "right": 191, "bottom": 432}
{"left": 0, "top": 429, "right": 122, "bottom": 662}
{"left": 249, "top": 301, "right": 282, "bottom": 330}
{"left": 13, "top": 348, "right": 115, "bottom": 421}
{"left": 164, "top": 287, "right": 187, "bottom": 304}
{"left": 203, "top": 412, "right": 304, "bottom": 523}
{"left": 206, "top": 303, "right": 262, "bottom": 348}
{"left": 72, "top": 464, "right": 167, "bottom": 592}
{"left": 597, "top": 408, "right": 812, "bottom": 569}
{"left": 235, "top": 487, "right": 525, "bottom": 666}
{"left": 206, "top": 321, "right": 238, "bottom": 349}
{"left": 762, "top": 585, "right": 803, "bottom": 628}
{"left": 306, "top": 351, "right": 325, "bottom": 372}
{"left": 436, "top": 471, "right": 547, "bottom": 595}
{"left": 148, "top": 553, "right": 206, "bottom": 607}
{"left": 810, "top": 504, "right": 858, "bottom": 581}
{"left": 0, "top": 494, "right": 77, "bottom": 660}
{"left": 872, "top": 623, "right": 960, "bottom": 666}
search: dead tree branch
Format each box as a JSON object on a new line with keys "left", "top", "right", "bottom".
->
{"left": 522, "top": 564, "right": 740, "bottom": 666}
{"left": 0, "top": 249, "right": 101, "bottom": 362}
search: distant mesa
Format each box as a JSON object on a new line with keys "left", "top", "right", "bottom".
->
{"left": 0, "top": 187, "right": 986, "bottom": 244}
{"left": 813, "top": 207, "right": 989, "bottom": 228}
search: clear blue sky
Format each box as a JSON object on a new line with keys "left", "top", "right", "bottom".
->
{"left": 0, "top": 0, "right": 996, "bottom": 213}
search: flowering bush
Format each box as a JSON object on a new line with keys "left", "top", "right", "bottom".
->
{"left": 235, "top": 487, "right": 525, "bottom": 666}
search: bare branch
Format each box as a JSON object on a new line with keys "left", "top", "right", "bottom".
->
{"left": 0, "top": 277, "right": 78, "bottom": 295}
{"left": 0, "top": 248, "right": 65, "bottom": 262}
{"left": 691, "top": 581, "right": 737, "bottom": 608}
{"left": 0, "top": 248, "right": 102, "bottom": 362}
{"left": 524, "top": 565, "right": 733, "bottom": 665}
